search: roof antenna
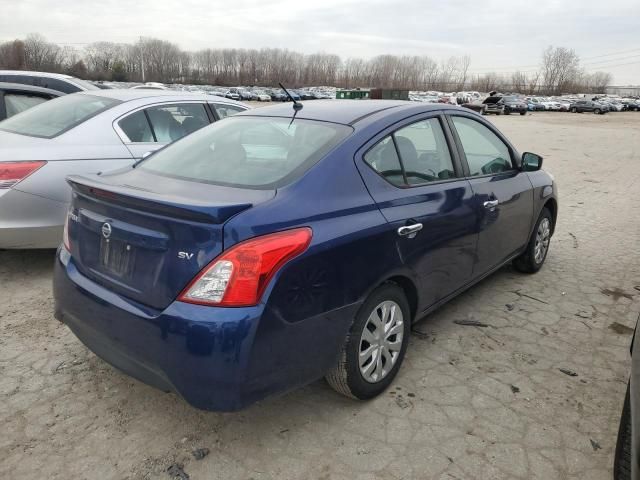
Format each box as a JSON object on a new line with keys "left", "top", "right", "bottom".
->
{"left": 279, "top": 82, "right": 303, "bottom": 112}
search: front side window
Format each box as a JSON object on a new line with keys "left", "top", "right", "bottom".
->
{"left": 140, "top": 117, "right": 351, "bottom": 189}
{"left": 0, "top": 94, "right": 120, "bottom": 138}
{"left": 146, "top": 103, "right": 210, "bottom": 143}
{"left": 4, "top": 94, "right": 50, "bottom": 118}
{"left": 450, "top": 116, "right": 513, "bottom": 176}
{"left": 214, "top": 103, "right": 246, "bottom": 119}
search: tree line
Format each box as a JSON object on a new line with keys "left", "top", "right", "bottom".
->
{"left": 0, "top": 34, "right": 613, "bottom": 94}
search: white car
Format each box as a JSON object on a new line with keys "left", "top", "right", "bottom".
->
{"left": 253, "top": 90, "right": 272, "bottom": 102}
{"left": 131, "top": 82, "right": 169, "bottom": 90}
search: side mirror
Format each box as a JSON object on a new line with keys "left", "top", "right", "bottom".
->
{"left": 521, "top": 152, "right": 543, "bottom": 171}
{"left": 141, "top": 151, "right": 153, "bottom": 160}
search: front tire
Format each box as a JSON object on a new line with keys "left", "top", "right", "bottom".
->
{"left": 513, "top": 208, "right": 553, "bottom": 273}
{"left": 594, "top": 108, "right": 601, "bottom": 114}
{"left": 325, "top": 284, "right": 410, "bottom": 400}
{"left": 520, "top": 111, "right": 526, "bottom": 116}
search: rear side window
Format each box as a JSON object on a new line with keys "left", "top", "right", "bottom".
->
{"left": 364, "top": 136, "right": 404, "bottom": 187}
{"left": 40, "top": 77, "right": 80, "bottom": 94}
{"left": 451, "top": 116, "right": 512, "bottom": 176}
{"left": 394, "top": 119, "right": 455, "bottom": 184}
{"left": 4, "top": 93, "right": 50, "bottom": 118}
{"left": 146, "top": 104, "right": 209, "bottom": 142}
{"left": 0, "top": 94, "right": 120, "bottom": 138}
{"left": 140, "top": 117, "right": 352, "bottom": 189}
{"left": 214, "top": 103, "right": 245, "bottom": 119}
{"left": 119, "top": 110, "right": 154, "bottom": 142}
{"left": 364, "top": 118, "right": 455, "bottom": 187}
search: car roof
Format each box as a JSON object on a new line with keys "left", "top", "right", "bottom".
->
{"left": 75, "top": 88, "right": 247, "bottom": 106}
{"left": 0, "top": 82, "right": 65, "bottom": 96}
{"left": 236, "top": 100, "right": 459, "bottom": 125}
{"left": 0, "top": 70, "right": 78, "bottom": 80}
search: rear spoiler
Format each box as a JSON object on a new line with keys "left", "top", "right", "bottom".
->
{"left": 67, "top": 175, "right": 253, "bottom": 224}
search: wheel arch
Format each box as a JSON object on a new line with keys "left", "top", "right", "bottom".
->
{"left": 384, "top": 275, "right": 419, "bottom": 322}
{"left": 543, "top": 197, "right": 558, "bottom": 234}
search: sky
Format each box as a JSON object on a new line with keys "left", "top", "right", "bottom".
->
{"left": 1, "top": 0, "right": 639, "bottom": 84}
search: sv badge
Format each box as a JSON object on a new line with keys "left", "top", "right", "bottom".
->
{"left": 178, "top": 251, "right": 194, "bottom": 260}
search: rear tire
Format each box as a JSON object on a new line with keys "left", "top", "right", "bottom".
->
{"left": 614, "top": 384, "right": 632, "bottom": 480}
{"left": 325, "top": 284, "right": 410, "bottom": 400}
{"left": 594, "top": 108, "right": 601, "bottom": 114}
{"left": 513, "top": 208, "right": 553, "bottom": 273}
{"left": 570, "top": 107, "right": 577, "bottom": 113}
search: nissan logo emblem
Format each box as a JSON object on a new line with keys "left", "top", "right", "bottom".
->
{"left": 101, "top": 222, "right": 112, "bottom": 239}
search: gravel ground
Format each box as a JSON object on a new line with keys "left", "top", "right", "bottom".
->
{"left": 1, "top": 111, "right": 639, "bottom": 480}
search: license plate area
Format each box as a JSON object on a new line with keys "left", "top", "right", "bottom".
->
{"left": 99, "top": 238, "right": 135, "bottom": 278}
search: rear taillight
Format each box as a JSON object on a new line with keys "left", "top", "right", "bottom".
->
{"left": 62, "top": 211, "right": 71, "bottom": 252}
{"left": 0, "top": 161, "right": 46, "bottom": 189}
{"left": 178, "top": 227, "right": 312, "bottom": 307}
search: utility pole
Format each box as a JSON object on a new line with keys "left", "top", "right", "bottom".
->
{"left": 140, "top": 36, "right": 145, "bottom": 83}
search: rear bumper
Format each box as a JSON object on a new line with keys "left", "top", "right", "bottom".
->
{"left": 0, "top": 188, "right": 67, "bottom": 248}
{"left": 53, "top": 248, "right": 358, "bottom": 411}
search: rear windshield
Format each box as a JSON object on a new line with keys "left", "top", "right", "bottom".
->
{"left": 0, "top": 94, "right": 120, "bottom": 138}
{"left": 140, "top": 116, "right": 352, "bottom": 189}
{"left": 68, "top": 78, "right": 100, "bottom": 91}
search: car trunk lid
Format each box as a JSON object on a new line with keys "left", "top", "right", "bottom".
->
{"left": 66, "top": 168, "right": 274, "bottom": 310}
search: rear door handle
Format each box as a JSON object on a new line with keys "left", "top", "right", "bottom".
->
{"left": 483, "top": 199, "right": 499, "bottom": 209}
{"left": 397, "top": 223, "right": 423, "bottom": 238}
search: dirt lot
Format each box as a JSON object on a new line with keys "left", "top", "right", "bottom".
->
{"left": 1, "top": 111, "right": 640, "bottom": 480}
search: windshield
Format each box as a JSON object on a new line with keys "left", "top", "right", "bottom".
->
{"left": 140, "top": 116, "right": 352, "bottom": 189}
{"left": 0, "top": 94, "right": 120, "bottom": 138}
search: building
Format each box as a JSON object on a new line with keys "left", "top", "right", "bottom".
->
{"left": 605, "top": 85, "right": 640, "bottom": 97}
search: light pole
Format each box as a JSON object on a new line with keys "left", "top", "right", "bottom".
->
{"left": 140, "top": 36, "right": 145, "bottom": 83}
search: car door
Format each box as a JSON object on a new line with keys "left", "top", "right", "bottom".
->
{"left": 356, "top": 114, "right": 478, "bottom": 308}
{"left": 115, "top": 102, "right": 212, "bottom": 159}
{"left": 446, "top": 113, "right": 534, "bottom": 277}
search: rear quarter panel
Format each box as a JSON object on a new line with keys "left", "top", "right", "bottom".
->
{"left": 222, "top": 138, "right": 410, "bottom": 387}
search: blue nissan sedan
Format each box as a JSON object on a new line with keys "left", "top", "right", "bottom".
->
{"left": 53, "top": 100, "right": 558, "bottom": 411}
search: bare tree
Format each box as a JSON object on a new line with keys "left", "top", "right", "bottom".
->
{"left": 0, "top": 35, "right": 620, "bottom": 93}
{"left": 541, "top": 46, "right": 580, "bottom": 94}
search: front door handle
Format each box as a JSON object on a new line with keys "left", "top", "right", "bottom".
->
{"left": 483, "top": 199, "right": 499, "bottom": 209}
{"left": 397, "top": 223, "right": 423, "bottom": 238}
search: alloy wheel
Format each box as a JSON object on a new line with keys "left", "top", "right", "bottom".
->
{"left": 534, "top": 218, "right": 551, "bottom": 264}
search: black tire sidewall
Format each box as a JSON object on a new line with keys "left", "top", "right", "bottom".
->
{"left": 344, "top": 284, "right": 410, "bottom": 399}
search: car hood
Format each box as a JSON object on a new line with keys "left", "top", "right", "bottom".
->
{"left": 0, "top": 130, "right": 132, "bottom": 161}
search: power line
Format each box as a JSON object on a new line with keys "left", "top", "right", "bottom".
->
{"left": 580, "top": 47, "right": 640, "bottom": 60}
{"left": 583, "top": 60, "right": 640, "bottom": 70}
{"left": 583, "top": 54, "right": 640, "bottom": 66}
